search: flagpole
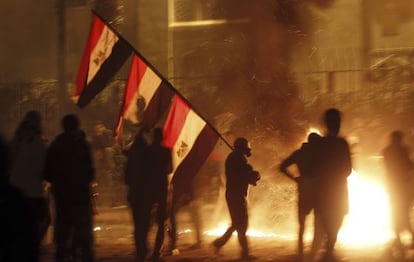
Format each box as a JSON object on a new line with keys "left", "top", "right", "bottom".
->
{"left": 91, "top": 10, "right": 233, "bottom": 150}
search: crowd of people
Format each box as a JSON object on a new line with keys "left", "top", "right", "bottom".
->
{"left": 0, "top": 107, "right": 413, "bottom": 262}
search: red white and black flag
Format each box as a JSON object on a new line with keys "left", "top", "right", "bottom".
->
{"left": 73, "top": 14, "right": 132, "bottom": 108}
{"left": 162, "top": 95, "right": 220, "bottom": 192}
{"left": 114, "top": 54, "right": 173, "bottom": 136}
{"left": 115, "top": 54, "right": 221, "bottom": 187}
{"left": 74, "top": 11, "right": 227, "bottom": 190}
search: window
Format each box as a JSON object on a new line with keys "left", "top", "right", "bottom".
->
{"left": 169, "top": 0, "right": 247, "bottom": 27}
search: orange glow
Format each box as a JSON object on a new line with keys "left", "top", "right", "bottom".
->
{"left": 339, "top": 169, "right": 392, "bottom": 246}
{"left": 204, "top": 222, "right": 291, "bottom": 239}
{"left": 204, "top": 169, "right": 394, "bottom": 247}
{"left": 307, "top": 127, "right": 321, "bottom": 136}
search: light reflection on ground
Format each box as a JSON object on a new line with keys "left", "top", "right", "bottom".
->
{"left": 205, "top": 169, "right": 395, "bottom": 248}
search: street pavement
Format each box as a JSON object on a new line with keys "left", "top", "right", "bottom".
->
{"left": 40, "top": 206, "right": 414, "bottom": 262}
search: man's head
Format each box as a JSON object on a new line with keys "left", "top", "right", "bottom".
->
{"left": 24, "top": 110, "right": 42, "bottom": 133}
{"left": 233, "top": 137, "right": 251, "bottom": 157}
{"left": 391, "top": 130, "right": 403, "bottom": 144}
{"left": 324, "top": 108, "right": 341, "bottom": 136}
{"left": 62, "top": 114, "right": 80, "bottom": 132}
{"left": 308, "top": 132, "right": 321, "bottom": 144}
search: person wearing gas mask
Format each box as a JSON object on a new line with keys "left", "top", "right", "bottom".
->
{"left": 212, "top": 137, "right": 260, "bottom": 260}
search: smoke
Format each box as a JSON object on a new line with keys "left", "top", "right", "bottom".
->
{"left": 181, "top": 0, "right": 341, "bottom": 239}
{"left": 201, "top": 1, "right": 339, "bottom": 150}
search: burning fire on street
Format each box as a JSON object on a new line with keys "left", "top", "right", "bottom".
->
{"left": 180, "top": 129, "right": 402, "bottom": 249}
{"left": 339, "top": 169, "right": 392, "bottom": 246}
{"left": 203, "top": 169, "right": 395, "bottom": 248}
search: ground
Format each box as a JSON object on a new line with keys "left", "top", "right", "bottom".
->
{"left": 39, "top": 206, "right": 414, "bottom": 262}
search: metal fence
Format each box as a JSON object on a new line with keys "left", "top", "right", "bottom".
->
{"left": 0, "top": 80, "right": 60, "bottom": 140}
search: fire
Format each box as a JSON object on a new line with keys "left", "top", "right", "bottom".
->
{"left": 339, "top": 169, "right": 392, "bottom": 246}
{"left": 202, "top": 129, "right": 394, "bottom": 247}
{"left": 204, "top": 169, "right": 394, "bottom": 247}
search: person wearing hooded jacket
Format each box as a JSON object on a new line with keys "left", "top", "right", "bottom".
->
{"left": 45, "top": 114, "right": 94, "bottom": 262}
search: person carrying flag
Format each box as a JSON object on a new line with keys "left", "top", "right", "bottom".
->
{"left": 125, "top": 127, "right": 172, "bottom": 262}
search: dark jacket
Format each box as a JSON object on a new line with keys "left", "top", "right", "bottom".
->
{"left": 144, "top": 143, "right": 172, "bottom": 199}
{"left": 280, "top": 141, "right": 320, "bottom": 179}
{"left": 44, "top": 130, "right": 94, "bottom": 205}
{"left": 125, "top": 137, "right": 172, "bottom": 203}
{"left": 225, "top": 151, "right": 252, "bottom": 197}
{"left": 315, "top": 135, "right": 352, "bottom": 214}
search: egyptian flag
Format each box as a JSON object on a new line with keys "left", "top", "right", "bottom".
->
{"left": 162, "top": 95, "right": 219, "bottom": 196}
{"left": 114, "top": 54, "right": 174, "bottom": 136}
{"left": 73, "top": 14, "right": 132, "bottom": 108}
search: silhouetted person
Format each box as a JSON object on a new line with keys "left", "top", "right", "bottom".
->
{"left": 314, "top": 108, "right": 352, "bottom": 261}
{"left": 91, "top": 121, "right": 115, "bottom": 170}
{"left": 125, "top": 127, "right": 172, "bottom": 262}
{"left": 12, "top": 111, "right": 51, "bottom": 238}
{"left": 382, "top": 130, "right": 414, "bottom": 250}
{"left": 90, "top": 120, "right": 116, "bottom": 207}
{"left": 9, "top": 110, "right": 50, "bottom": 250}
{"left": 125, "top": 126, "right": 149, "bottom": 260}
{"left": 0, "top": 134, "right": 39, "bottom": 261}
{"left": 45, "top": 114, "right": 94, "bottom": 262}
{"left": 167, "top": 182, "right": 203, "bottom": 255}
{"left": 213, "top": 137, "right": 260, "bottom": 260}
{"left": 279, "top": 132, "right": 322, "bottom": 259}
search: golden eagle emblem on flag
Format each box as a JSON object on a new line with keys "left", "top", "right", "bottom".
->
{"left": 92, "top": 29, "right": 116, "bottom": 67}
{"left": 176, "top": 140, "right": 188, "bottom": 158}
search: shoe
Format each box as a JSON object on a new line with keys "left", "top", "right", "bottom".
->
{"left": 211, "top": 239, "right": 221, "bottom": 256}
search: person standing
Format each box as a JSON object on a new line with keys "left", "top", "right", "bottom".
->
{"left": 45, "top": 114, "right": 95, "bottom": 262}
{"left": 314, "top": 108, "right": 352, "bottom": 261}
{"left": 279, "top": 132, "right": 322, "bottom": 259}
{"left": 212, "top": 137, "right": 260, "bottom": 260}
{"left": 9, "top": 110, "right": 49, "bottom": 250}
{"left": 0, "top": 135, "right": 39, "bottom": 262}
{"left": 124, "top": 125, "right": 149, "bottom": 261}
{"left": 382, "top": 130, "right": 414, "bottom": 250}
{"left": 125, "top": 127, "right": 172, "bottom": 262}
{"left": 90, "top": 121, "right": 116, "bottom": 206}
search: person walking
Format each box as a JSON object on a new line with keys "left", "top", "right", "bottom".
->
{"left": 125, "top": 127, "right": 172, "bottom": 262}
{"left": 45, "top": 114, "right": 95, "bottom": 262}
{"left": 279, "top": 132, "right": 322, "bottom": 259}
{"left": 314, "top": 108, "right": 352, "bottom": 261}
{"left": 383, "top": 130, "right": 414, "bottom": 252}
{"left": 212, "top": 137, "right": 260, "bottom": 260}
